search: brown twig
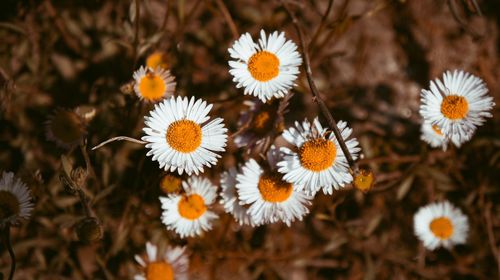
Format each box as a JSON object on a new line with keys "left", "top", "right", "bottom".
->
{"left": 213, "top": 0, "right": 239, "bottom": 39}
{"left": 91, "top": 136, "right": 147, "bottom": 151}
{"left": 280, "top": 0, "right": 359, "bottom": 174}
{"left": 484, "top": 202, "right": 500, "bottom": 277}
{"left": 309, "top": 0, "right": 334, "bottom": 49}
{"left": 132, "top": 0, "right": 141, "bottom": 68}
{"left": 2, "top": 226, "right": 16, "bottom": 280}
{"left": 161, "top": 0, "right": 172, "bottom": 31}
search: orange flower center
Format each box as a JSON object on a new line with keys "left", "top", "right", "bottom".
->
{"left": 440, "top": 95, "right": 468, "bottom": 120}
{"left": 257, "top": 173, "right": 293, "bottom": 203}
{"left": 0, "top": 190, "right": 20, "bottom": 221}
{"left": 139, "top": 73, "right": 167, "bottom": 101}
{"left": 431, "top": 124, "right": 443, "bottom": 136}
{"left": 166, "top": 120, "right": 202, "bottom": 153}
{"left": 429, "top": 217, "right": 454, "bottom": 240}
{"left": 146, "top": 52, "right": 168, "bottom": 70}
{"left": 247, "top": 51, "right": 280, "bottom": 82}
{"left": 146, "top": 261, "right": 174, "bottom": 280}
{"left": 299, "top": 138, "right": 337, "bottom": 171}
{"left": 178, "top": 194, "right": 206, "bottom": 220}
{"left": 160, "top": 175, "right": 182, "bottom": 194}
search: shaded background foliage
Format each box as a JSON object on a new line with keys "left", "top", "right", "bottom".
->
{"left": 1, "top": 0, "right": 499, "bottom": 279}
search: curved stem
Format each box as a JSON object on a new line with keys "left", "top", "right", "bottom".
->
{"left": 2, "top": 227, "right": 15, "bottom": 280}
{"left": 91, "top": 136, "right": 147, "bottom": 151}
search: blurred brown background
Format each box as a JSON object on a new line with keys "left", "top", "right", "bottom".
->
{"left": 0, "top": 0, "right": 499, "bottom": 279}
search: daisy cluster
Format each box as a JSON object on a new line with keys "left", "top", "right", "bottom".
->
{"left": 126, "top": 30, "right": 495, "bottom": 278}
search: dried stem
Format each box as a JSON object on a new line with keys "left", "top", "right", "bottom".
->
{"left": 132, "top": 0, "right": 141, "bottom": 68}
{"left": 213, "top": 0, "right": 239, "bottom": 39}
{"left": 280, "top": 0, "right": 359, "bottom": 174}
{"left": 484, "top": 202, "right": 500, "bottom": 277}
{"left": 161, "top": 0, "right": 172, "bottom": 31}
{"left": 91, "top": 136, "right": 147, "bottom": 151}
{"left": 2, "top": 227, "right": 16, "bottom": 280}
{"left": 309, "top": 0, "right": 334, "bottom": 49}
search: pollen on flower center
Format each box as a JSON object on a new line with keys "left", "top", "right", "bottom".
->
{"left": 139, "top": 73, "right": 167, "bottom": 100}
{"left": 247, "top": 51, "right": 280, "bottom": 82}
{"left": 432, "top": 124, "right": 443, "bottom": 136}
{"left": 258, "top": 173, "right": 293, "bottom": 203}
{"left": 146, "top": 261, "right": 174, "bottom": 280}
{"left": 299, "top": 138, "right": 337, "bottom": 171}
{"left": 441, "top": 95, "right": 469, "bottom": 120}
{"left": 166, "top": 120, "right": 202, "bottom": 153}
{"left": 429, "top": 217, "right": 454, "bottom": 240}
{"left": 0, "top": 190, "right": 20, "bottom": 220}
{"left": 178, "top": 194, "right": 206, "bottom": 220}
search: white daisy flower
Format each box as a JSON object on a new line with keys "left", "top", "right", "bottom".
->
{"left": 236, "top": 146, "right": 312, "bottom": 226}
{"left": 420, "top": 70, "right": 494, "bottom": 147}
{"left": 142, "top": 96, "right": 228, "bottom": 175}
{"left": 228, "top": 30, "right": 302, "bottom": 102}
{"left": 133, "top": 66, "right": 176, "bottom": 102}
{"left": 420, "top": 122, "right": 448, "bottom": 151}
{"left": 413, "top": 200, "right": 469, "bottom": 250}
{"left": 277, "top": 118, "right": 361, "bottom": 195}
{"left": 0, "top": 171, "right": 34, "bottom": 227}
{"left": 220, "top": 167, "right": 256, "bottom": 226}
{"left": 160, "top": 177, "right": 218, "bottom": 238}
{"left": 134, "top": 242, "right": 188, "bottom": 280}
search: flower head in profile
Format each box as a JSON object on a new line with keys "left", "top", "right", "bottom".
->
{"left": 220, "top": 167, "right": 256, "bottom": 226}
{"left": 236, "top": 146, "right": 312, "bottom": 226}
{"left": 234, "top": 95, "right": 291, "bottom": 154}
{"left": 146, "top": 51, "right": 169, "bottom": 70}
{"left": 45, "top": 108, "right": 87, "bottom": 149}
{"left": 420, "top": 70, "right": 494, "bottom": 147}
{"left": 142, "top": 96, "right": 228, "bottom": 175}
{"left": 160, "top": 177, "right": 218, "bottom": 238}
{"left": 278, "top": 118, "right": 361, "bottom": 195}
{"left": 420, "top": 122, "right": 448, "bottom": 151}
{"left": 0, "top": 172, "right": 34, "bottom": 227}
{"left": 133, "top": 66, "right": 176, "bottom": 102}
{"left": 228, "top": 30, "right": 302, "bottom": 102}
{"left": 414, "top": 200, "right": 469, "bottom": 250}
{"left": 134, "top": 242, "right": 188, "bottom": 280}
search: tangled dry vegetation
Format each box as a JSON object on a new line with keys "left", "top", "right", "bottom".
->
{"left": 1, "top": 0, "right": 499, "bottom": 279}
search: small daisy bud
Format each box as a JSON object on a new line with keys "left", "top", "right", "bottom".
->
{"left": 75, "top": 217, "right": 103, "bottom": 243}
{"left": 353, "top": 169, "right": 374, "bottom": 192}
{"left": 160, "top": 174, "right": 182, "bottom": 194}
{"left": 146, "top": 51, "right": 169, "bottom": 70}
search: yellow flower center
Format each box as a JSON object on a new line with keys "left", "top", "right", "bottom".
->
{"left": 166, "top": 120, "right": 202, "bottom": 153}
{"left": 160, "top": 175, "right": 182, "bottom": 194}
{"left": 299, "top": 138, "right": 337, "bottom": 172}
{"left": 146, "top": 261, "right": 174, "bottom": 280}
{"left": 139, "top": 73, "right": 167, "bottom": 101}
{"left": 429, "top": 217, "right": 454, "bottom": 240}
{"left": 178, "top": 194, "right": 206, "bottom": 220}
{"left": 432, "top": 124, "right": 443, "bottom": 136}
{"left": 146, "top": 52, "right": 169, "bottom": 70}
{"left": 258, "top": 173, "right": 293, "bottom": 203}
{"left": 440, "top": 95, "right": 469, "bottom": 120}
{"left": 0, "top": 190, "right": 20, "bottom": 221}
{"left": 50, "top": 110, "right": 86, "bottom": 144}
{"left": 247, "top": 51, "right": 280, "bottom": 82}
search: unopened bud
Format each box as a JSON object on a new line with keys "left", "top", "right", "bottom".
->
{"left": 75, "top": 217, "right": 103, "bottom": 243}
{"left": 353, "top": 169, "right": 374, "bottom": 192}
